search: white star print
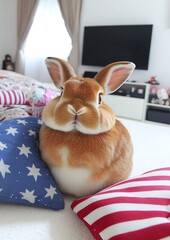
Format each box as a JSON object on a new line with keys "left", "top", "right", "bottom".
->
{"left": 0, "top": 159, "right": 11, "bottom": 178}
{"left": 28, "top": 129, "right": 36, "bottom": 138}
{"left": 20, "top": 189, "right": 37, "bottom": 203}
{"left": 6, "top": 127, "right": 19, "bottom": 136}
{"left": 0, "top": 141, "right": 7, "bottom": 151}
{"left": 27, "top": 164, "right": 41, "bottom": 181}
{"left": 0, "top": 189, "right": 2, "bottom": 192}
{"left": 17, "top": 119, "right": 28, "bottom": 125}
{"left": 17, "top": 144, "right": 32, "bottom": 158}
{"left": 38, "top": 119, "right": 42, "bottom": 124}
{"left": 45, "top": 185, "right": 57, "bottom": 200}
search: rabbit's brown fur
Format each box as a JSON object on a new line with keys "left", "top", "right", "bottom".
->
{"left": 39, "top": 57, "right": 135, "bottom": 197}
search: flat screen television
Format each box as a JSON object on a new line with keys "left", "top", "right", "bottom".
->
{"left": 82, "top": 25, "right": 153, "bottom": 70}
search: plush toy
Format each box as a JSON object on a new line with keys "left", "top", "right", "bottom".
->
{"left": 39, "top": 57, "right": 135, "bottom": 197}
{"left": 157, "top": 88, "right": 169, "bottom": 105}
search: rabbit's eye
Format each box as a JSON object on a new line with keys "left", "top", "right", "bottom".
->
{"left": 98, "top": 92, "right": 103, "bottom": 105}
{"left": 60, "top": 87, "right": 64, "bottom": 96}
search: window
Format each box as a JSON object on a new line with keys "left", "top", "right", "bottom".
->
{"left": 24, "top": 0, "right": 72, "bottom": 83}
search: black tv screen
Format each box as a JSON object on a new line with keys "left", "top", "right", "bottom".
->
{"left": 82, "top": 25, "right": 153, "bottom": 70}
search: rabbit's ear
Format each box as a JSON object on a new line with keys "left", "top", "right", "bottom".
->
{"left": 45, "top": 57, "right": 76, "bottom": 87}
{"left": 94, "top": 61, "right": 135, "bottom": 94}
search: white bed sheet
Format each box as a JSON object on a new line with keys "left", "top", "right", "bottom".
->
{"left": 0, "top": 118, "right": 170, "bottom": 240}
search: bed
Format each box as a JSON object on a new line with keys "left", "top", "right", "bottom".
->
{"left": 0, "top": 70, "right": 170, "bottom": 240}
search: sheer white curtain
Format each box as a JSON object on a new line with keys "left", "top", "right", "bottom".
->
{"left": 15, "top": 0, "right": 39, "bottom": 74}
{"left": 24, "top": 0, "right": 72, "bottom": 83}
{"left": 58, "top": 0, "right": 82, "bottom": 73}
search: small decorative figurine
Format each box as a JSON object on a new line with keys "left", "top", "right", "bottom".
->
{"left": 2, "top": 54, "right": 15, "bottom": 71}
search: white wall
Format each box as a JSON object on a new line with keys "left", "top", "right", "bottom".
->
{"left": 1, "top": 0, "right": 170, "bottom": 88}
{"left": 79, "top": 0, "right": 170, "bottom": 87}
{"left": 0, "top": 0, "right": 17, "bottom": 68}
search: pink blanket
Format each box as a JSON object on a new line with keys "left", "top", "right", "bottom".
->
{"left": 0, "top": 70, "right": 60, "bottom": 121}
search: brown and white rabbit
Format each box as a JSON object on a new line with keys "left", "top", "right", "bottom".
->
{"left": 39, "top": 57, "right": 135, "bottom": 197}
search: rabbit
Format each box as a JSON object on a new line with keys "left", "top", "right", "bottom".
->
{"left": 39, "top": 57, "right": 135, "bottom": 197}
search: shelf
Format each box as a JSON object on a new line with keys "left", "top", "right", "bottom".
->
{"left": 111, "top": 82, "right": 148, "bottom": 99}
{"left": 147, "top": 103, "right": 170, "bottom": 110}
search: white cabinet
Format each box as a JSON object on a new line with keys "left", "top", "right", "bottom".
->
{"left": 105, "top": 95, "right": 146, "bottom": 120}
{"left": 104, "top": 82, "right": 150, "bottom": 121}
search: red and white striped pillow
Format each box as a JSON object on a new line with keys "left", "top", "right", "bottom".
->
{"left": 0, "top": 90, "right": 26, "bottom": 105}
{"left": 71, "top": 167, "right": 170, "bottom": 240}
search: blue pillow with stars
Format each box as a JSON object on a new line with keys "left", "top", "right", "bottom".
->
{"left": 0, "top": 117, "right": 64, "bottom": 210}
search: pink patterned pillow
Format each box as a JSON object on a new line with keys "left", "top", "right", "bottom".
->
{"left": 71, "top": 168, "right": 170, "bottom": 240}
{"left": 0, "top": 90, "right": 26, "bottom": 105}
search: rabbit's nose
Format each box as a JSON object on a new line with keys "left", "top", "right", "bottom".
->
{"left": 67, "top": 104, "right": 87, "bottom": 115}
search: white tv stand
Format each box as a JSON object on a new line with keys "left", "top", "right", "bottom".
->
{"left": 83, "top": 70, "right": 170, "bottom": 125}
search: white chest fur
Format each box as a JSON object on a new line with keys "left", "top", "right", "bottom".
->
{"left": 50, "top": 147, "right": 105, "bottom": 197}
